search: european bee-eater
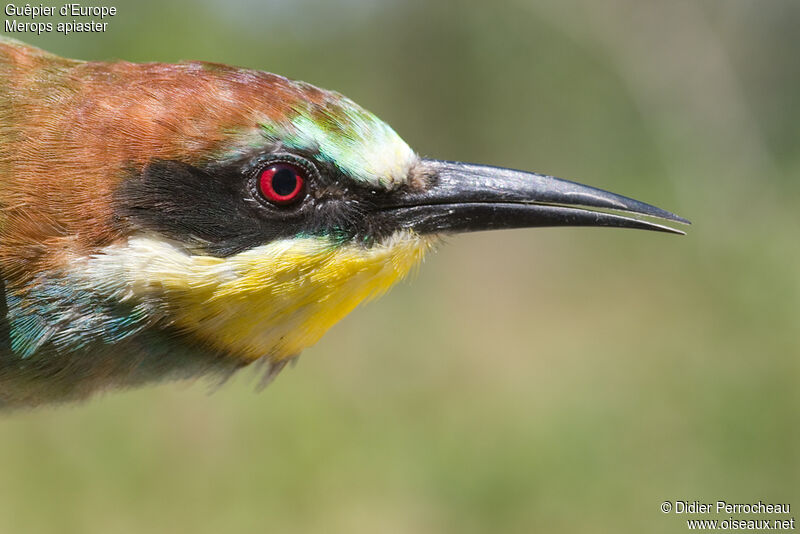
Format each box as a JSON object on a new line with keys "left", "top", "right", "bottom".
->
{"left": 0, "top": 37, "right": 688, "bottom": 408}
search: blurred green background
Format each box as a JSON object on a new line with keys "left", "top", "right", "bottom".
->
{"left": 2, "top": 0, "right": 799, "bottom": 532}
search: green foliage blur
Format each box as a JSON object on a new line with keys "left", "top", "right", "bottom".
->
{"left": 2, "top": 0, "right": 799, "bottom": 532}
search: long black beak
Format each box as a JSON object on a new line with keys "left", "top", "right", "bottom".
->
{"left": 376, "top": 159, "right": 689, "bottom": 235}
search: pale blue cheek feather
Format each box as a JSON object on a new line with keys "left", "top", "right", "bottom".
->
{"left": 257, "top": 95, "right": 416, "bottom": 189}
{"left": 0, "top": 272, "right": 241, "bottom": 404}
{"left": 6, "top": 276, "right": 153, "bottom": 359}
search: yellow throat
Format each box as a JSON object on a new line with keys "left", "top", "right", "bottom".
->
{"left": 80, "top": 232, "right": 435, "bottom": 361}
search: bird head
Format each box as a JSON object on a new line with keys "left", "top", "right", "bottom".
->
{"left": 0, "top": 38, "right": 687, "bottom": 405}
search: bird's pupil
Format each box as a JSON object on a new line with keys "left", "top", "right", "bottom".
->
{"left": 272, "top": 168, "right": 298, "bottom": 196}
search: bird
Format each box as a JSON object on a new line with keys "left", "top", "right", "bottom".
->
{"left": 0, "top": 37, "right": 688, "bottom": 408}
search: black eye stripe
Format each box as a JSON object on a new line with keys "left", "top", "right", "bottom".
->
{"left": 116, "top": 153, "right": 370, "bottom": 258}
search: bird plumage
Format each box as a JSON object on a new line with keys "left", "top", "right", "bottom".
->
{"left": 0, "top": 37, "right": 687, "bottom": 408}
{"left": 0, "top": 37, "right": 429, "bottom": 406}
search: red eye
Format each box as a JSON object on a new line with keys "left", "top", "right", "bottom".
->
{"left": 258, "top": 162, "right": 306, "bottom": 205}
